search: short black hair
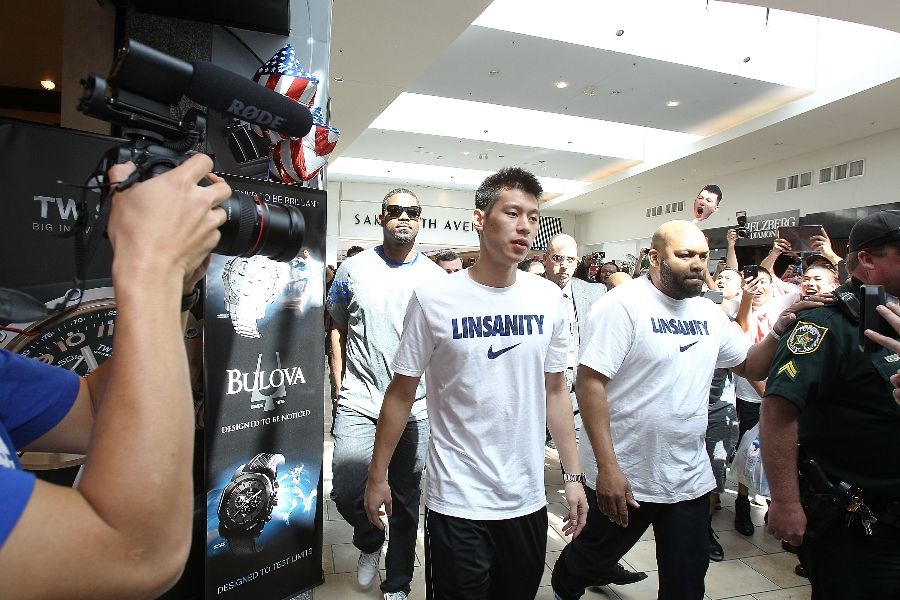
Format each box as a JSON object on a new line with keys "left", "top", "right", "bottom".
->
{"left": 382, "top": 188, "right": 418, "bottom": 213}
{"left": 434, "top": 249, "right": 459, "bottom": 263}
{"left": 345, "top": 245, "right": 364, "bottom": 258}
{"left": 702, "top": 184, "right": 723, "bottom": 204}
{"left": 601, "top": 261, "right": 619, "bottom": 271}
{"left": 474, "top": 167, "right": 542, "bottom": 213}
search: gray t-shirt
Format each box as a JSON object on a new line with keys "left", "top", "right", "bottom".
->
{"left": 326, "top": 246, "right": 445, "bottom": 420}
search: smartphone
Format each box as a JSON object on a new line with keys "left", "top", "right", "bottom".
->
{"left": 777, "top": 225, "right": 822, "bottom": 253}
{"left": 741, "top": 265, "right": 760, "bottom": 281}
{"left": 859, "top": 285, "right": 899, "bottom": 352}
{"left": 703, "top": 291, "right": 724, "bottom": 304}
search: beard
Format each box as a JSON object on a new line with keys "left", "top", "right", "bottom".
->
{"left": 387, "top": 226, "right": 416, "bottom": 245}
{"left": 659, "top": 259, "right": 704, "bottom": 299}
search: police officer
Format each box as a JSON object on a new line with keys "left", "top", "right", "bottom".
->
{"left": 761, "top": 210, "right": 900, "bottom": 599}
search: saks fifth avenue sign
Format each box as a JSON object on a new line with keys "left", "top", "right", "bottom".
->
{"left": 339, "top": 200, "right": 479, "bottom": 246}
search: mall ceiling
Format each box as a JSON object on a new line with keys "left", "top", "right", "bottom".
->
{"left": 4, "top": 1, "right": 900, "bottom": 215}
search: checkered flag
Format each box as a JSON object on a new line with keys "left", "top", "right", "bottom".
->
{"left": 532, "top": 216, "right": 562, "bottom": 250}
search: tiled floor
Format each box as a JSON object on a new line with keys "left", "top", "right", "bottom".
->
{"left": 314, "top": 405, "right": 811, "bottom": 600}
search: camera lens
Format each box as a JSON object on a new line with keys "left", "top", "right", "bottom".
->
{"left": 214, "top": 191, "right": 305, "bottom": 262}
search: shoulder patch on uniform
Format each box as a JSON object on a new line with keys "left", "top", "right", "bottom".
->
{"left": 886, "top": 353, "right": 899, "bottom": 364}
{"left": 776, "top": 360, "right": 798, "bottom": 379}
{"left": 786, "top": 321, "right": 828, "bottom": 355}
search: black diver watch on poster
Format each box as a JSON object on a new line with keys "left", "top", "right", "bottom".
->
{"left": 217, "top": 452, "right": 285, "bottom": 555}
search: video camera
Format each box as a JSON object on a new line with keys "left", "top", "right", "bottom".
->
{"left": 735, "top": 211, "right": 749, "bottom": 238}
{"left": 590, "top": 251, "right": 606, "bottom": 265}
{"left": 78, "top": 39, "right": 312, "bottom": 262}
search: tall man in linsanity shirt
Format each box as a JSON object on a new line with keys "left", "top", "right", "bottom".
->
{"left": 364, "top": 167, "right": 589, "bottom": 599}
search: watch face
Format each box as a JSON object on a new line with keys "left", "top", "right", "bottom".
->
{"left": 219, "top": 473, "right": 274, "bottom": 531}
{"left": 4, "top": 299, "right": 117, "bottom": 375}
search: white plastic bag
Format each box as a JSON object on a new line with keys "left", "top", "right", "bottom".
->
{"left": 731, "top": 423, "right": 770, "bottom": 497}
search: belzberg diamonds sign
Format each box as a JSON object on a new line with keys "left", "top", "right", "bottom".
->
{"left": 339, "top": 200, "right": 479, "bottom": 246}
{"left": 743, "top": 210, "right": 800, "bottom": 240}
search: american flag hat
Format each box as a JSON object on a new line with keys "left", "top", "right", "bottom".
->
{"left": 252, "top": 44, "right": 319, "bottom": 143}
{"left": 271, "top": 108, "right": 340, "bottom": 183}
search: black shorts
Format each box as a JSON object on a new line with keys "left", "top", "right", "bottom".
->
{"left": 736, "top": 397, "right": 761, "bottom": 447}
{"left": 423, "top": 506, "right": 547, "bottom": 600}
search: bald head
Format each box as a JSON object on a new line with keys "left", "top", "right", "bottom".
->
{"left": 649, "top": 220, "right": 709, "bottom": 299}
{"left": 651, "top": 221, "right": 707, "bottom": 254}
{"left": 543, "top": 233, "right": 579, "bottom": 288}
{"left": 606, "top": 271, "right": 631, "bottom": 289}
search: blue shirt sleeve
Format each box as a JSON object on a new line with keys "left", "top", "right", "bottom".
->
{"left": 0, "top": 350, "right": 80, "bottom": 447}
{"left": 0, "top": 350, "right": 80, "bottom": 549}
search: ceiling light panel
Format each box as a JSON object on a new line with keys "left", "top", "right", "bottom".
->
{"left": 329, "top": 157, "right": 592, "bottom": 196}
{"left": 370, "top": 93, "right": 701, "bottom": 160}
{"left": 474, "top": 0, "right": 821, "bottom": 89}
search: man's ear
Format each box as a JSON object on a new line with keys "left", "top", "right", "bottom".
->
{"left": 856, "top": 250, "right": 876, "bottom": 270}
{"left": 472, "top": 209, "right": 485, "bottom": 233}
{"left": 648, "top": 249, "right": 660, "bottom": 267}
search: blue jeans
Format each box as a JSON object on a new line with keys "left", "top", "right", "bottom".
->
{"left": 331, "top": 404, "right": 428, "bottom": 595}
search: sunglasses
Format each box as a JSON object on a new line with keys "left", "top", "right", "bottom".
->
{"left": 383, "top": 204, "right": 422, "bottom": 220}
{"left": 549, "top": 255, "right": 578, "bottom": 266}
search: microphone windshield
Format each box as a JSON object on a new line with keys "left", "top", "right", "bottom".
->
{"left": 187, "top": 61, "right": 314, "bottom": 139}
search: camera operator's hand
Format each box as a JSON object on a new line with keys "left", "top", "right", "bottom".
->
{"left": 809, "top": 227, "right": 841, "bottom": 266}
{"left": 0, "top": 155, "right": 232, "bottom": 599}
{"left": 107, "top": 155, "right": 230, "bottom": 295}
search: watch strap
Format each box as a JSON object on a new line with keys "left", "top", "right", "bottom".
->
{"left": 247, "top": 452, "right": 285, "bottom": 478}
{"left": 227, "top": 535, "right": 259, "bottom": 556}
{"left": 181, "top": 287, "right": 200, "bottom": 312}
{"left": 563, "top": 472, "right": 587, "bottom": 485}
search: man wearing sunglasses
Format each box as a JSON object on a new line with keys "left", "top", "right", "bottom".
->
{"left": 326, "top": 188, "right": 444, "bottom": 600}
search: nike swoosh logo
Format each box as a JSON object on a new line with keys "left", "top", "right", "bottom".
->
{"left": 680, "top": 341, "right": 699, "bottom": 352}
{"left": 487, "top": 343, "right": 522, "bottom": 359}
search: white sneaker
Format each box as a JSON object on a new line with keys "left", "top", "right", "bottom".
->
{"left": 357, "top": 549, "right": 381, "bottom": 587}
{"left": 384, "top": 593, "right": 408, "bottom": 600}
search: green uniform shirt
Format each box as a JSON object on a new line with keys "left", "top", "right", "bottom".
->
{"left": 765, "top": 279, "right": 900, "bottom": 497}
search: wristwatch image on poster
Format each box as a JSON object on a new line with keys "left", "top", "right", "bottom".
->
{"left": 211, "top": 453, "right": 318, "bottom": 557}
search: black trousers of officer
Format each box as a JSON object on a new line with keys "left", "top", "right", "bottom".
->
{"left": 800, "top": 517, "right": 900, "bottom": 600}
{"left": 552, "top": 486, "right": 710, "bottom": 600}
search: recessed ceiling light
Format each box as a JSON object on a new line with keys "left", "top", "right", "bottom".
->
{"left": 333, "top": 76, "right": 344, "bottom": 82}
{"left": 489, "top": 69, "right": 500, "bottom": 76}
{"left": 554, "top": 80, "right": 569, "bottom": 89}
{"left": 40, "top": 79, "right": 56, "bottom": 91}
{"left": 666, "top": 100, "right": 680, "bottom": 107}
{"left": 615, "top": 29, "right": 624, "bottom": 36}
{"left": 461, "top": 151, "right": 470, "bottom": 155}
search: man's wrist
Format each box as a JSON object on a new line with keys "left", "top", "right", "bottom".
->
{"left": 563, "top": 473, "right": 587, "bottom": 485}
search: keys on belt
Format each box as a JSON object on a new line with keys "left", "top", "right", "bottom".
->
{"left": 839, "top": 481, "right": 878, "bottom": 535}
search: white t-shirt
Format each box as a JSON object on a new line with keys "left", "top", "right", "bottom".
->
{"left": 578, "top": 276, "right": 750, "bottom": 503}
{"left": 734, "top": 298, "right": 782, "bottom": 403}
{"left": 392, "top": 270, "right": 568, "bottom": 520}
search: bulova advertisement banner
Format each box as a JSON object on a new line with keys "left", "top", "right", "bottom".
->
{"left": 204, "top": 175, "right": 325, "bottom": 599}
{"left": 340, "top": 199, "right": 479, "bottom": 247}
